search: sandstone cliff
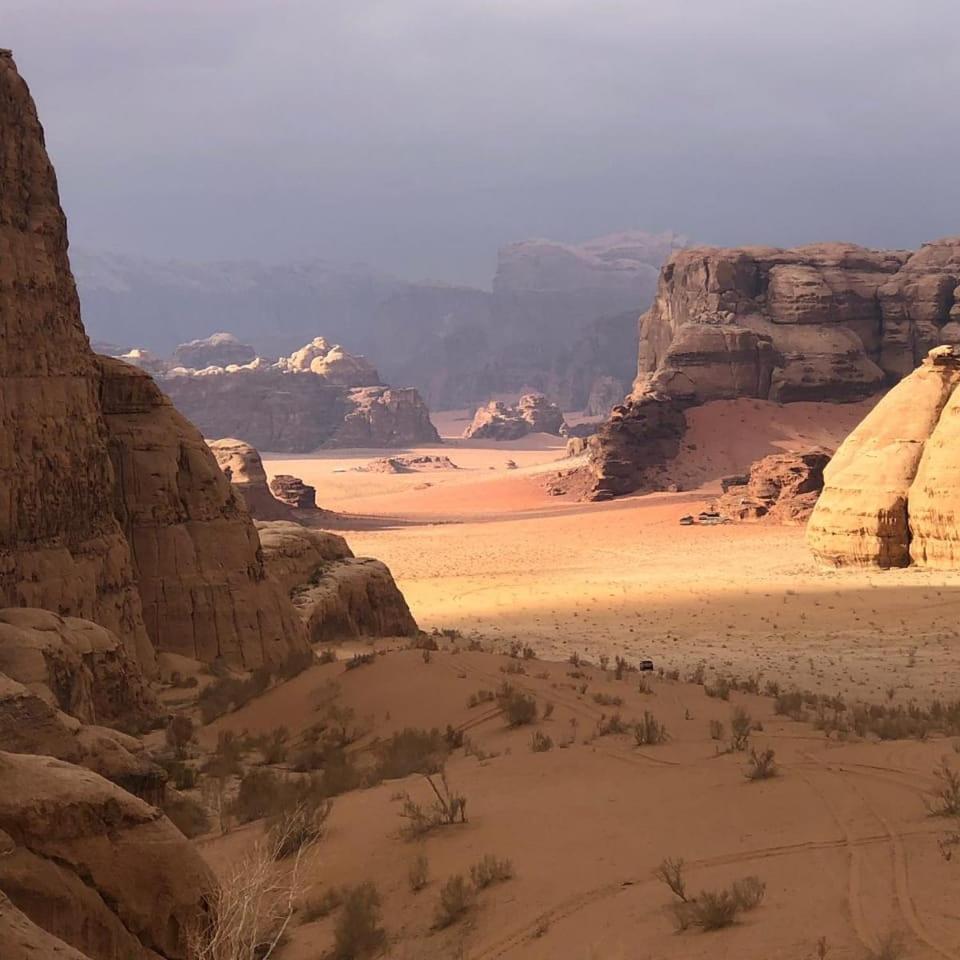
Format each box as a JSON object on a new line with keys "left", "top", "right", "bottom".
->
{"left": 587, "top": 238, "right": 960, "bottom": 499}
{"left": 807, "top": 345, "right": 960, "bottom": 568}
{"left": 208, "top": 437, "right": 295, "bottom": 520}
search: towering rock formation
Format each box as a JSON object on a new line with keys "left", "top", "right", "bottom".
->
{"left": 463, "top": 393, "right": 567, "bottom": 440}
{"left": 208, "top": 437, "right": 295, "bottom": 520}
{"left": 0, "top": 50, "right": 152, "bottom": 666}
{"left": 173, "top": 331, "right": 256, "bottom": 369}
{"left": 587, "top": 239, "right": 960, "bottom": 499}
{"left": 807, "top": 345, "right": 960, "bottom": 568}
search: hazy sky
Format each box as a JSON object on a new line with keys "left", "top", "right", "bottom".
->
{"left": 6, "top": 0, "right": 960, "bottom": 286}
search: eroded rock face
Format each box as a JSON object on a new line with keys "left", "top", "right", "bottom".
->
{"left": 99, "top": 358, "right": 308, "bottom": 666}
{"left": 283, "top": 336, "right": 381, "bottom": 385}
{"left": 807, "top": 346, "right": 960, "bottom": 567}
{"left": 173, "top": 331, "right": 256, "bottom": 369}
{"left": 0, "top": 751, "right": 211, "bottom": 960}
{"left": 464, "top": 393, "right": 566, "bottom": 440}
{"left": 0, "top": 608, "right": 159, "bottom": 732}
{"left": 586, "top": 375, "right": 626, "bottom": 416}
{"left": 0, "top": 891, "right": 92, "bottom": 960}
{"left": 713, "top": 451, "right": 829, "bottom": 523}
{"left": 270, "top": 474, "right": 318, "bottom": 509}
{"left": 336, "top": 386, "right": 441, "bottom": 447}
{"left": 587, "top": 238, "right": 960, "bottom": 500}
{"left": 257, "top": 521, "right": 418, "bottom": 641}
{"left": 0, "top": 51, "right": 151, "bottom": 669}
{"left": 208, "top": 437, "right": 294, "bottom": 520}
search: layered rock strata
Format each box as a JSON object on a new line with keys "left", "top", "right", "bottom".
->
{"left": 712, "top": 451, "right": 829, "bottom": 523}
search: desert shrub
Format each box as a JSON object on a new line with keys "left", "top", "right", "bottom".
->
{"left": 433, "top": 875, "right": 474, "bottom": 929}
{"left": 596, "top": 712, "right": 630, "bottom": 736}
{"left": 774, "top": 689, "right": 806, "bottom": 720}
{"left": 868, "top": 932, "right": 904, "bottom": 960}
{"left": 268, "top": 794, "right": 333, "bottom": 859}
{"left": 654, "top": 857, "right": 687, "bottom": 902}
{"left": 201, "top": 729, "right": 247, "bottom": 778}
{"left": 500, "top": 660, "right": 526, "bottom": 675}
{"left": 332, "top": 882, "right": 385, "bottom": 960}
{"left": 926, "top": 759, "right": 960, "bottom": 816}
{"left": 614, "top": 655, "right": 636, "bottom": 679}
{"left": 593, "top": 692, "right": 624, "bottom": 707}
{"left": 399, "top": 770, "right": 468, "bottom": 839}
{"left": 496, "top": 683, "right": 538, "bottom": 726}
{"left": 687, "top": 662, "right": 706, "bottom": 685}
{"left": 316, "top": 647, "right": 338, "bottom": 665}
{"left": 704, "top": 676, "right": 731, "bottom": 701}
{"left": 530, "top": 729, "right": 553, "bottom": 752}
{"left": 745, "top": 748, "right": 778, "bottom": 781}
{"left": 731, "top": 875, "right": 766, "bottom": 910}
{"left": 467, "top": 688, "right": 495, "bottom": 709}
{"left": 233, "top": 769, "right": 284, "bottom": 823}
{"left": 730, "top": 707, "right": 752, "bottom": 751}
{"left": 344, "top": 652, "right": 376, "bottom": 671}
{"left": 677, "top": 889, "right": 739, "bottom": 931}
{"left": 163, "top": 790, "right": 212, "bottom": 838}
{"left": 165, "top": 715, "right": 195, "bottom": 758}
{"left": 522, "top": 645, "right": 537, "bottom": 660}
{"left": 160, "top": 758, "right": 199, "bottom": 790}
{"left": 372, "top": 727, "right": 448, "bottom": 782}
{"left": 470, "top": 854, "right": 514, "bottom": 889}
{"left": 302, "top": 886, "right": 343, "bottom": 922}
{"left": 637, "top": 676, "right": 653, "bottom": 695}
{"left": 665, "top": 668, "right": 680, "bottom": 682}
{"left": 413, "top": 633, "right": 439, "bottom": 651}
{"left": 408, "top": 852, "right": 429, "bottom": 892}
{"left": 259, "top": 726, "right": 290, "bottom": 764}
{"left": 709, "top": 719, "right": 725, "bottom": 741}
{"left": 634, "top": 710, "right": 668, "bottom": 746}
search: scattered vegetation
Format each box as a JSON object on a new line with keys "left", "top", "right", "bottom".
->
{"left": 593, "top": 692, "right": 624, "bottom": 707}
{"left": 372, "top": 727, "right": 448, "bottom": 781}
{"left": 399, "top": 770, "right": 468, "bottom": 839}
{"left": 530, "top": 729, "right": 554, "bottom": 752}
{"left": 301, "top": 886, "right": 343, "bottom": 922}
{"left": 433, "top": 874, "right": 475, "bottom": 929}
{"left": 745, "top": 747, "right": 778, "bottom": 781}
{"left": 467, "top": 688, "right": 495, "bottom": 709}
{"left": 469, "top": 854, "right": 514, "bottom": 889}
{"left": 654, "top": 857, "right": 687, "bottom": 902}
{"left": 165, "top": 714, "right": 196, "bottom": 758}
{"left": 332, "top": 882, "right": 386, "bottom": 960}
{"left": 926, "top": 759, "right": 960, "bottom": 817}
{"left": 595, "top": 712, "right": 630, "bottom": 737}
{"left": 496, "top": 682, "right": 538, "bottom": 726}
{"left": 709, "top": 719, "right": 725, "bottom": 741}
{"left": 634, "top": 711, "right": 668, "bottom": 746}
{"left": 344, "top": 652, "right": 376, "bottom": 671}
{"left": 408, "top": 852, "right": 430, "bottom": 893}
{"left": 730, "top": 707, "right": 753, "bottom": 751}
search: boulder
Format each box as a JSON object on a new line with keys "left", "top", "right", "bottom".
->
{"left": 257, "top": 521, "right": 418, "bottom": 641}
{"left": 464, "top": 393, "right": 566, "bottom": 440}
{"left": 0, "top": 891, "right": 92, "bottom": 960}
{"left": 0, "top": 751, "right": 211, "bottom": 960}
{"left": 0, "top": 608, "right": 159, "bottom": 732}
{"left": 712, "top": 451, "right": 830, "bottom": 523}
{"left": 270, "top": 474, "right": 318, "bottom": 509}
{"left": 807, "top": 345, "right": 960, "bottom": 567}
{"left": 207, "top": 437, "right": 294, "bottom": 520}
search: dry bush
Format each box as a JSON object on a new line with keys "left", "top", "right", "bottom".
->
{"left": 709, "top": 720, "right": 725, "bottom": 741}
{"left": 596, "top": 712, "right": 630, "bottom": 737}
{"left": 730, "top": 707, "right": 752, "bottom": 751}
{"left": 268, "top": 795, "right": 333, "bottom": 860}
{"left": 614, "top": 655, "right": 636, "bottom": 679}
{"left": 731, "top": 875, "right": 766, "bottom": 910}
{"left": 496, "top": 683, "right": 538, "bottom": 726}
{"left": 344, "top": 652, "right": 375, "bottom": 671}
{"left": 408, "top": 852, "right": 429, "bottom": 892}
{"left": 371, "top": 727, "right": 448, "bottom": 782}
{"left": 745, "top": 748, "right": 778, "bottom": 781}
{"left": 202, "top": 730, "right": 247, "bottom": 778}
{"left": 593, "top": 692, "right": 624, "bottom": 707}
{"left": 301, "top": 887, "right": 343, "bottom": 922}
{"left": 634, "top": 711, "right": 668, "bottom": 746}
{"left": 654, "top": 857, "right": 687, "bottom": 902}
{"left": 469, "top": 854, "right": 514, "bottom": 889}
{"left": 332, "top": 882, "right": 385, "bottom": 960}
{"left": 166, "top": 714, "right": 196, "bottom": 758}
{"left": 399, "top": 770, "right": 468, "bottom": 839}
{"left": 186, "top": 813, "right": 315, "bottom": 959}
{"left": 868, "top": 932, "right": 904, "bottom": 960}
{"left": 433, "top": 874, "right": 474, "bottom": 929}
{"left": 926, "top": 759, "right": 960, "bottom": 816}
{"left": 530, "top": 729, "right": 553, "bottom": 752}
{"left": 258, "top": 727, "right": 290, "bottom": 765}
{"left": 704, "top": 677, "right": 731, "bottom": 701}
{"left": 467, "top": 689, "right": 495, "bottom": 709}
{"left": 500, "top": 660, "right": 526, "bottom": 676}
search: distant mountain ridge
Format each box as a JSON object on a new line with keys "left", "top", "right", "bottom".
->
{"left": 73, "top": 231, "right": 686, "bottom": 410}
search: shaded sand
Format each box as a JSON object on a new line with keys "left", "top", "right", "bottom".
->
{"left": 197, "top": 647, "right": 960, "bottom": 960}
{"left": 263, "top": 398, "right": 960, "bottom": 702}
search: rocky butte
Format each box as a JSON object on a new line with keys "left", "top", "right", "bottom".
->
{"left": 112, "top": 334, "right": 441, "bottom": 452}
{"left": 586, "top": 239, "right": 960, "bottom": 499}
{"left": 0, "top": 51, "right": 416, "bottom": 957}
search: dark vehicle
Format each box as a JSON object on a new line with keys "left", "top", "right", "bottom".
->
{"left": 639, "top": 659, "right": 655, "bottom": 672}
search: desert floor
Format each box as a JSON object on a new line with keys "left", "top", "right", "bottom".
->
{"left": 263, "top": 399, "right": 960, "bottom": 704}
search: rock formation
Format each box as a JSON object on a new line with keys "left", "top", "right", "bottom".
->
{"left": 358, "top": 455, "right": 459, "bottom": 473}
{"left": 807, "top": 345, "right": 960, "bottom": 568}
{"left": 208, "top": 437, "right": 294, "bottom": 520}
{"left": 0, "top": 751, "right": 211, "bottom": 960}
{"left": 587, "top": 238, "right": 960, "bottom": 499}
{"left": 464, "top": 394, "right": 566, "bottom": 440}
{"left": 586, "top": 374, "right": 626, "bottom": 416}
{"left": 712, "top": 451, "right": 829, "bottom": 523}
{"left": 270, "top": 474, "right": 318, "bottom": 509}
{"left": 173, "top": 331, "right": 256, "bottom": 369}
{"left": 257, "top": 522, "right": 418, "bottom": 641}
{"left": 150, "top": 340, "right": 440, "bottom": 452}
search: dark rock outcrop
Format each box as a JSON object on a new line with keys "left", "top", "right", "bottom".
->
{"left": 270, "top": 474, "right": 318, "bottom": 509}
{"left": 208, "top": 437, "right": 294, "bottom": 520}
{"left": 712, "top": 451, "right": 829, "bottom": 523}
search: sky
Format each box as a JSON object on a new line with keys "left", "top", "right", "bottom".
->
{"left": 6, "top": 0, "right": 960, "bottom": 287}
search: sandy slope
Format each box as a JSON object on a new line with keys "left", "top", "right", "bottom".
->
{"left": 263, "top": 398, "right": 960, "bottom": 701}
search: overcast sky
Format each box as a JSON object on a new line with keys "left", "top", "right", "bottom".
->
{"left": 6, "top": 0, "right": 960, "bottom": 286}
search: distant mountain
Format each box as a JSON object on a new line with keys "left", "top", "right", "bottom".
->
{"left": 73, "top": 230, "right": 686, "bottom": 410}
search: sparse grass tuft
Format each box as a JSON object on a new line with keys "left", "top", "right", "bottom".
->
{"left": 469, "top": 854, "right": 514, "bottom": 889}
{"left": 433, "top": 875, "right": 474, "bottom": 929}
{"left": 408, "top": 852, "right": 429, "bottom": 893}
{"left": 496, "top": 682, "right": 538, "bottom": 726}
{"left": 745, "top": 748, "right": 778, "bottom": 781}
{"left": 530, "top": 729, "right": 553, "bottom": 752}
{"left": 634, "top": 710, "right": 668, "bottom": 746}
{"left": 332, "top": 882, "right": 385, "bottom": 960}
